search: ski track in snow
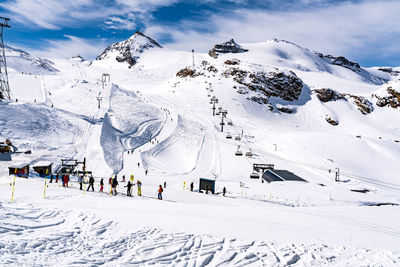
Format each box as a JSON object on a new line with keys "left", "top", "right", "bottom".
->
{"left": 0, "top": 204, "right": 398, "bottom": 266}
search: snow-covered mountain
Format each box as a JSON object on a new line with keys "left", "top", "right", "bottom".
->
{"left": 1, "top": 33, "right": 400, "bottom": 266}
{"left": 95, "top": 31, "right": 162, "bottom": 67}
{"left": 4, "top": 44, "right": 58, "bottom": 74}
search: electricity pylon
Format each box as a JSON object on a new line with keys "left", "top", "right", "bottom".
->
{"left": 0, "top": 17, "right": 11, "bottom": 100}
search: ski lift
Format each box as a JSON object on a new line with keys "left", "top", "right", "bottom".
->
{"left": 250, "top": 172, "right": 260, "bottom": 179}
{"left": 235, "top": 146, "right": 243, "bottom": 156}
{"left": 235, "top": 136, "right": 241, "bottom": 141}
{"left": 235, "top": 150, "right": 243, "bottom": 156}
{"left": 207, "top": 94, "right": 211, "bottom": 97}
{"left": 226, "top": 133, "right": 232, "bottom": 139}
{"left": 227, "top": 121, "right": 233, "bottom": 126}
{"left": 216, "top": 111, "right": 220, "bottom": 115}
{"left": 245, "top": 150, "right": 253, "bottom": 157}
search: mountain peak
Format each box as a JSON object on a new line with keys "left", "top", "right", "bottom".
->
{"left": 96, "top": 32, "right": 162, "bottom": 67}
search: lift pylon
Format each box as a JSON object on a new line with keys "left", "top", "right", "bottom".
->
{"left": 0, "top": 17, "right": 11, "bottom": 100}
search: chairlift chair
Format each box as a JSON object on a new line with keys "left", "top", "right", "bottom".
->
{"left": 235, "top": 150, "right": 243, "bottom": 156}
{"left": 227, "top": 121, "right": 233, "bottom": 126}
{"left": 226, "top": 133, "right": 232, "bottom": 139}
{"left": 235, "top": 145, "right": 243, "bottom": 156}
{"left": 245, "top": 151, "right": 253, "bottom": 157}
{"left": 250, "top": 172, "right": 260, "bottom": 179}
{"left": 235, "top": 136, "right": 241, "bottom": 141}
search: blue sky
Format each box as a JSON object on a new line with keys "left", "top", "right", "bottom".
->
{"left": 0, "top": 0, "right": 399, "bottom": 67}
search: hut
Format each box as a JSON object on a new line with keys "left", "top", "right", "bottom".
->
{"left": 199, "top": 178, "right": 216, "bottom": 194}
{"left": 33, "top": 161, "right": 53, "bottom": 177}
{"left": 8, "top": 162, "right": 30, "bottom": 178}
{"left": 262, "top": 169, "right": 307, "bottom": 183}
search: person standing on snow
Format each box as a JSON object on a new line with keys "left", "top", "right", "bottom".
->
{"left": 55, "top": 173, "right": 59, "bottom": 183}
{"left": 137, "top": 180, "right": 142, "bottom": 196}
{"left": 122, "top": 175, "right": 126, "bottom": 182}
{"left": 50, "top": 174, "right": 53, "bottom": 183}
{"left": 112, "top": 177, "right": 119, "bottom": 196}
{"left": 158, "top": 185, "right": 163, "bottom": 200}
{"left": 78, "top": 175, "right": 83, "bottom": 190}
{"left": 164, "top": 181, "right": 166, "bottom": 189}
{"left": 87, "top": 175, "right": 95, "bottom": 191}
{"left": 100, "top": 178, "right": 104, "bottom": 192}
{"left": 223, "top": 187, "right": 226, "bottom": 197}
{"left": 109, "top": 176, "right": 113, "bottom": 194}
{"left": 190, "top": 182, "right": 194, "bottom": 192}
{"left": 125, "top": 181, "right": 133, "bottom": 196}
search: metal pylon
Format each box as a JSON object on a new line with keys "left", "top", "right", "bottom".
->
{"left": 0, "top": 17, "right": 11, "bottom": 100}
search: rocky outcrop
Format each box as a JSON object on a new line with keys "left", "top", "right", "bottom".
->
{"left": 374, "top": 87, "right": 400, "bottom": 108}
{"left": 377, "top": 67, "right": 400, "bottom": 77}
{"left": 222, "top": 67, "right": 303, "bottom": 103}
{"left": 325, "top": 116, "right": 339, "bottom": 126}
{"left": 96, "top": 31, "right": 162, "bottom": 67}
{"left": 314, "top": 88, "right": 345, "bottom": 102}
{"left": 209, "top": 39, "right": 248, "bottom": 58}
{"left": 316, "top": 53, "right": 360, "bottom": 72}
{"left": 224, "top": 59, "right": 240, "bottom": 65}
{"left": 176, "top": 67, "right": 203, "bottom": 78}
{"left": 345, "top": 95, "right": 374, "bottom": 115}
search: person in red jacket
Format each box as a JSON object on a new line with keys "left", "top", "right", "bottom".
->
{"left": 63, "top": 174, "right": 69, "bottom": 187}
{"left": 158, "top": 185, "right": 163, "bottom": 200}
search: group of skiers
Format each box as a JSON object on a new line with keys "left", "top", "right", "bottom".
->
{"left": 71, "top": 173, "right": 148, "bottom": 198}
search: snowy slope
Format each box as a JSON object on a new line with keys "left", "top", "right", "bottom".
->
{"left": 1, "top": 35, "right": 400, "bottom": 266}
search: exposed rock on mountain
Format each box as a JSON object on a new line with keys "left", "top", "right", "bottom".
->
{"left": 221, "top": 67, "right": 303, "bottom": 104}
{"left": 377, "top": 67, "right": 400, "bottom": 77}
{"left": 374, "top": 86, "right": 400, "bottom": 108}
{"left": 325, "top": 116, "right": 339, "bottom": 126}
{"left": 314, "top": 88, "right": 345, "bottom": 102}
{"left": 5, "top": 45, "right": 58, "bottom": 74}
{"left": 345, "top": 95, "right": 374, "bottom": 115}
{"left": 316, "top": 52, "right": 386, "bottom": 85}
{"left": 209, "top": 39, "right": 248, "bottom": 59}
{"left": 176, "top": 67, "right": 203, "bottom": 78}
{"left": 96, "top": 31, "right": 162, "bottom": 67}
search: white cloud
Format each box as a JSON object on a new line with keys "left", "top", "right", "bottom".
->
{"left": 25, "top": 35, "right": 109, "bottom": 59}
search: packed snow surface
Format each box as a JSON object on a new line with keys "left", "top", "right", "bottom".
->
{"left": 1, "top": 36, "right": 400, "bottom": 266}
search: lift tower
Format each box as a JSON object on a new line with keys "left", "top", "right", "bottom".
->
{"left": 0, "top": 17, "right": 11, "bottom": 100}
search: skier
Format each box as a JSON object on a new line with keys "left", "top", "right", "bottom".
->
{"left": 112, "top": 177, "right": 119, "bottom": 196}
{"left": 145, "top": 169, "right": 148, "bottom": 175}
{"left": 137, "top": 180, "right": 142, "bottom": 196}
{"left": 55, "top": 174, "right": 59, "bottom": 183}
{"left": 125, "top": 181, "right": 133, "bottom": 196}
{"left": 137, "top": 162, "right": 140, "bottom": 167}
{"left": 78, "top": 175, "right": 83, "bottom": 190}
{"left": 50, "top": 174, "right": 53, "bottom": 183}
{"left": 190, "top": 182, "right": 194, "bottom": 192}
{"left": 64, "top": 174, "right": 69, "bottom": 187}
{"left": 87, "top": 175, "right": 94, "bottom": 191}
{"left": 100, "top": 178, "right": 104, "bottom": 192}
{"left": 130, "top": 175, "right": 134, "bottom": 183}
{"left": 122, "top": 175, "right": 126, "bottom": 182}
{"left": 158, "top": 185, "right": 163, "bottom": 200}
{"left": 109, "top": 176, "right": 113, "bottom": 194}
{"left": 164, "top": 181, "right": 166, "bottom": 189}
{"left": 223, "top": 187, "right": 226, "bottom": 197}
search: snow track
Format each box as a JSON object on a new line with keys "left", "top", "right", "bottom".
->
{"left": 0, "top": 203, "right": 398, "bottom": 266}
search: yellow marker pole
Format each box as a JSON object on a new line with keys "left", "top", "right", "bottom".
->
{"left": 11, "top": 169, "right": 16, "bottom": 202}
{"left": 43, "top": 169, "right": 49, "bottom": 199}
{"left": 183, "top": 181, "right": 186, "bottom": 190}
